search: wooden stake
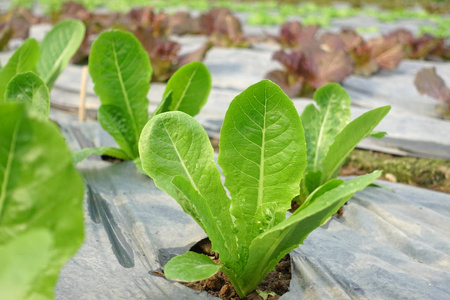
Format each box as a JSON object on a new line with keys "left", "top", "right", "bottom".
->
{"left": 78, "top": 65, "right": 89, "bottom": 122}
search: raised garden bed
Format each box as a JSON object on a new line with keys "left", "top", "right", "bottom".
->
{"left": 1, "top": 1, "right": 449, "bottom": 299}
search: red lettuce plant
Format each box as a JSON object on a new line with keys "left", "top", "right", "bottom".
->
{"left": 270, "top": 21, "right": 448, "bottom": 94}
{"left": 169, "top": 7, "right": 251, "bottom": 48}
{"left": 414, "top": 67, "right": 450, "bottom": 119}
{"left": 53, "top": 3, "right": 211, "bottom": 81}
{"left": 267, "top": 22, "right": 407, "bottom": 96}
{"left": 0, "top": 7, "right": 41, "bottom": 50}
{"left": 266, "top": 23, "right": 353, "bottom": 97}
{"left": 133, "top": 26, "right": 211, "bottom": 82}
{"left": 267, "top": 47, "right": 353, "bottom": 97}
{"left": 320, "top": 29, "right": 404, "bottom": 76}
{"left": 123, "top": 7, "right": 211, "bottom": 81}
{"left": 200, "top": 8, "right": 250, "bottom": 47}
{"left": 271, "top": 21, "right": 319, "bottom": 49}
{"left": 387, "top": 29, "right": 449, "bottom": 61}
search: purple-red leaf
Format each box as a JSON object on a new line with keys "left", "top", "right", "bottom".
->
{"left": 277, "top": 21, "right": 319, "bottom": 48}
{"left": 0, "top": 23, "right": 13, "bottom": 50}
{"left": 414, "top": 67, "right": 450, "bottom": 106}
{"left": 265, "top": 70, "right": 304, "bottom": 97}
{"left": 304, "top": 50, "right": 354, "bottom": 88}
{"left": 169, "top": 11, "right": 195, "bottom": 35}
{"left": 177, "top": 42, "right": 212, "bottom": 67}
{"left": 197, "top": 8, "right": 250, "bottom": 47}
{"left": 367, "top": 36, "right": 403, "bottom": 70}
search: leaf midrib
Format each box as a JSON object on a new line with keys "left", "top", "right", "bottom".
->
{"left": 313, "top": 100, "right": 332, "bottom": 170}
{"left": 161, "top": 118, "right": 238, "bottom": 262}
{"left": 163, "top": 121, "right": 199, "bottom": 193}
{"left": 0, "top": 114, "right": 22, "bottom": 219}
{"left": 257, "top": 89, "right": 267, "bottom": 208}
{"left": 111, "top": 42, "right": 140, "bottom": 144}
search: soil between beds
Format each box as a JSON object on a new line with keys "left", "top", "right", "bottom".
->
{"left": 180, "top": 238, "right": 291, "bottom": 300}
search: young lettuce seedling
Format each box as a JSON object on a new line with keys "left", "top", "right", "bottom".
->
{"left": 0, "top": 103, "right": 84, "bottom": 300}
{"left": 139, "top": 80, "right": 381, "bottom": 297}
{"left": 4, "top": 72, "right": 50, "bottom": 118}
{"left": 74, "top": 30, "right": 211, "bottom": 170}
{"left": 299, "top": 83, "right": 390, "bottom": 203}
{"left": 0, "top": 19, "right": 85, "bottom": 104}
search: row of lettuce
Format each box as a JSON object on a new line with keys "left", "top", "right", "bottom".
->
{"left": 2, "top": 5, "right": 448, "bottom": 102}
{"left": 8, "top": 0, "right": 450, "bottom": 26}
{"left": 0, "top": 19, "right": 392, "bottom": 299}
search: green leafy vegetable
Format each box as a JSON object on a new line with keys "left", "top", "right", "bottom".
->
{"left": 0, "top": 38, "right": 39, "bottom": 103}
{"left": 217, "top": 79, "right": 306, "bottom": 248}
{"left": 5, "top": 71, "right": 50, "bottom": 118}
{"left": 139, "top": 80, "right": 382, "bottom": 297}
{"left": 161, "top": 61, "right": 211, "bottom": 116}
{"left": 300, "top": 84, "right": 390, "bottom": 201}
{"left": 36, "top": 19, "right": 85, "bottom": 88}
{"left": 0, "top": 229, "right": 53, "bottom": 300}
{"left": 0, "top": 19, "right": 85, "bottom": 109}
{"left": 320, "top": 106, "right": 390, "bottom": 182}
{"left": 0, "top": 104, "right": 84, "bottom": 299}
{"left": 301, "top": 83, "right": 351, "bottom": 174}
{"left": 164, "top": 251, "right": 222, "bottom": 282}
{"left": 77, "top": 30, "right": 211, "bottom": 166}
{"left": 89, "top": 30, "right": 151, "bottom": 160}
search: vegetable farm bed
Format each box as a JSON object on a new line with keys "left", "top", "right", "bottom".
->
{"left": 1, "top": 2, "right": 449, "bottom": 300}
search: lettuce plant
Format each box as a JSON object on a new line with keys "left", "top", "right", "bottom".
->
{"left": 270, "top": 21, "right": 319, "bottom": 49}
{"left": 414, "top": 67, "right": 450, "bottom": 119}
{"left": 73, "top": 30, "right": 211, "bottom": 168}
{"left": 0, "top": 103, "right": 84, "bottom": 300}
{"left": 169, "top": 8, "right": 251, "bottom": 48}
{"left": 387, "top": 29, "right": 449, "bottom": 61}
{"left": 0, "top": 19, "right": 85, "bottom": 104}
{"left": 54, "top": 3, "right": 211, "bottom": 78}
{"left": 320, "top": 29, "right": 404, "bottom": 77}
{"left": 299, "top": 84, "right": 390, "bottom": 202}
{"left": 0, "top": 7, "right": 41, "bottom": 50}
{"left": 266, "top": 45, "right": 353, "bottom": 97}
{"left": 139, "top": 80, "right": 381, "bottom": 297}
{"left": 4, "top": 71, "right": 50, "bottom": 118}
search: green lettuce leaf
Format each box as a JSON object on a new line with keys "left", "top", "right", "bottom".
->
{"left": 0, "top": 230, "right": 53, "bottom": 300}
{"left": 139, "top": 81, "right": 384, "bottom": 298}
{"left": 139, "top": 111, "right": 239, "bottom": 269}
{"left": 320, "top": 106, "right": 390, "bottom": 183}
{"left": 0, "top": 104, "right": 84, "bottom": 299}
{"left": 218, "top": 79, "right": 307, "bottom": 249}
{"left": 237, "top": 171, "right": 381, "bottom": 296}
{"left": 37, "top": 19, "right": 85, "bottom": 88}
{"left": 301, "top": 83, "right": 351, "bottom": 172}
{"left": 164, "top": 251, "right": 221, "bottom": 282}
{"left": 152, "top": 91, "right": 173, "bottom": 117}
{"left": 162, "top": 61, "right": 211, "bottom": 116}
{"left": 0, "top": 39, "right": 40, "bottom": 103}
{"left": 89, "top": 30, "right": 152, "bottom": 160}
{"left": 5, "top": 72, "right": 50, "bottom": 118}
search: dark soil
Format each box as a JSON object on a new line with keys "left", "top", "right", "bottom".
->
{"left": 182, "top": 238, "right": 291, "bottom": 300}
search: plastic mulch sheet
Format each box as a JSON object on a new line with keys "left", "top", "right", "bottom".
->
{"left": 55, "top": 123, "right": 450, "bottom": 300}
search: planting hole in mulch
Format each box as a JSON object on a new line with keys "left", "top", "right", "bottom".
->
{"left": 178, "top": 238, "right": 291, "bottom": 300}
